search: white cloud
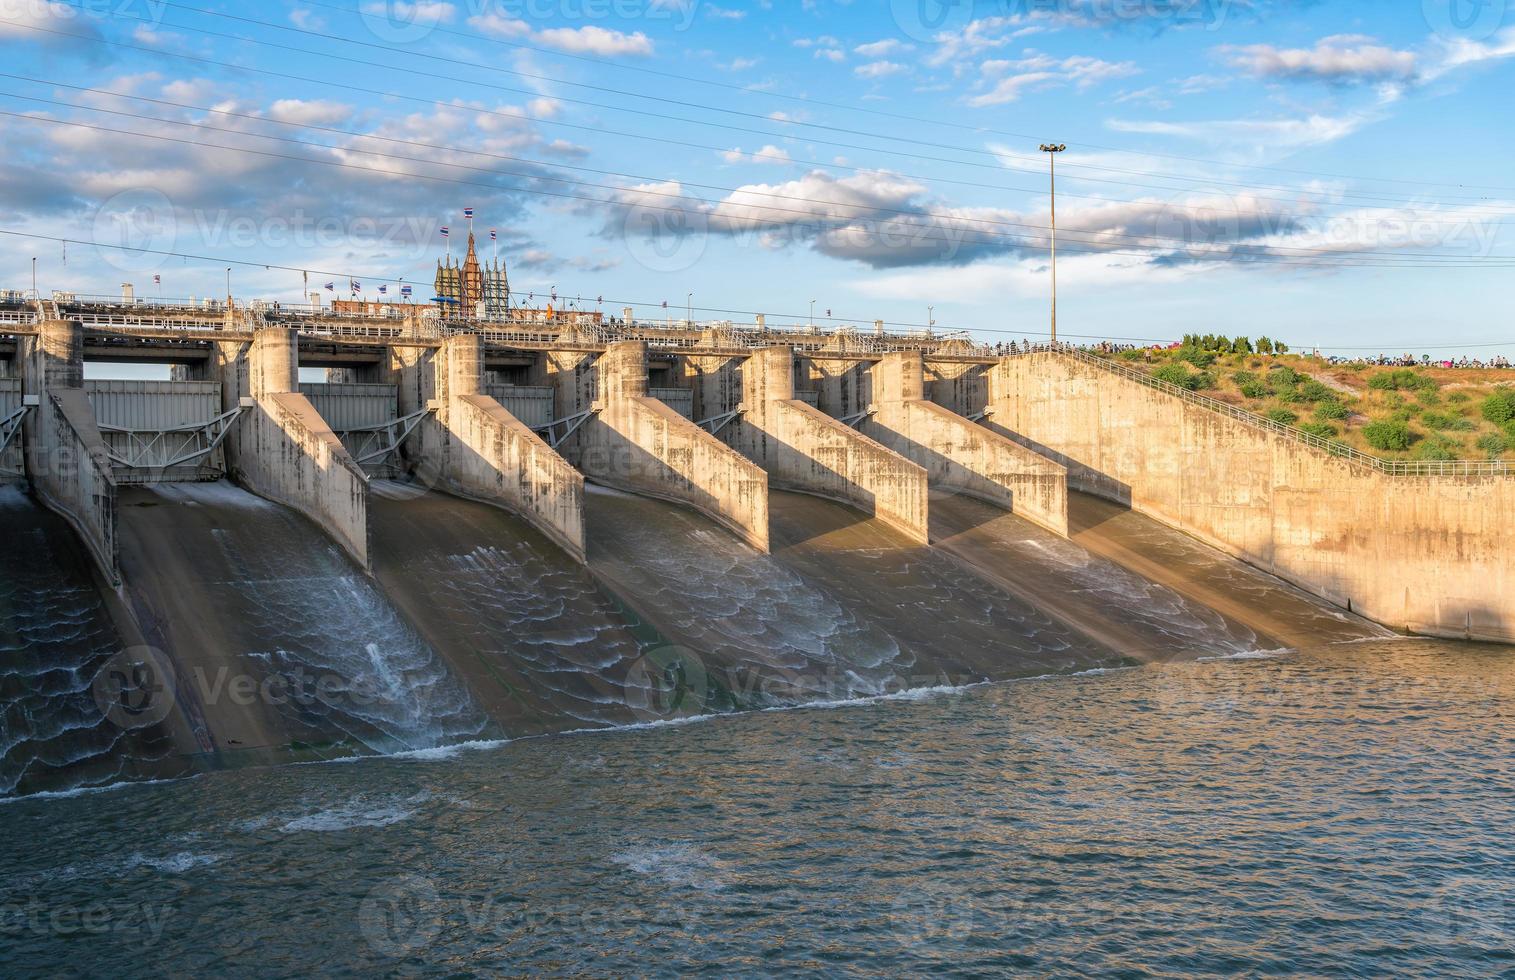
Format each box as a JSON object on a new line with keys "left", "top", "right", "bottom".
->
{"left": 1107, "top": 112, "right": 1376, "bottom": 151}
{"left": 721, "top": 145, "right": 792, "bottom": 165}
{"left": 814, "top": 48, "right": 846, "bottom": 63}
{"left": 969, "top": 54, "right": 1138, "bottom": 106}
{"left": 466, "top": 12, "right": 531, "bottom": 38}
{"left": 1222, "top": 35, "right": 1417, "bottom": 84}
{"left": 855, "top": 39, "right": 913, "bottom": 58}
{"left": 268, "top": 99, "right": 354, "bottom": 127}
{"left": 855, "top": 60, "right": 909, "bottom": 80}
{"left": 535, "top": 25, "right": 653, "bottom": 57}
{"left": 925, "top": 16, "right": 1043, "bottom": 69}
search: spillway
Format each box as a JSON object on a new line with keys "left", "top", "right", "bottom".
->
{"left": 115, "top": 482, "right": 489, "bottom": 767}
{"left": 0, "top": 486, "right": 183, "bottom": 796}
{"left": 586, "top": 486, "right": 1119, "bottom": 708}
{"left": 367, "top": 481, "right": 653, "bottom": 735}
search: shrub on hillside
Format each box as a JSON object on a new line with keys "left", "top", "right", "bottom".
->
{"left": 1266, "top": 408, "right": 1299, "bottom": 426}
{"left": 1191, "top": 371, "right": 1217, "bottom": 391}
{"left": 1362, "top": 419, "right": 1413, "bottom": 451}
{"left": 1176, "top": 345, "right": 1216, "bottom": 368}
{"left": 1117, "top": 349, "right": 1144, "bottom": 361}
{"left": 1368, "top": 369, "right": 1439, "bottom": 393}
{"left": 1314, "top": 401, "right": 1350, "bottom": 422}
{"left": 1413, "top": 437, "right": 1461, "bottom": 462}
{"left": 1232, "top": 371, "right": 1257, "bottom": 385}
{"left": 1476, "top": 433, "right": 1510, "bottom": 459}
{"left": 1447, "top": 391, "right": 1470, "bottom": 404}
{"left": 1152, "top": 364, "right": 1197, "bottom": 389}
{"left": 1299, "top": 421, "right": 1337, "bottom": 439}
{"left": 1270, "top": 365, "right": 1303, "bottom": 385}
{"left": 1239, "top": 381, "right": 1270, "bottom": 400}
{"left": 1422, "top": 411, "right": 1460, "bottom": 431}
{"left": 1481, "top": 388, "right": 1515, "bottom": 425}
{"left": 1298, "top": 380, "right": 1335, "bottom": 402}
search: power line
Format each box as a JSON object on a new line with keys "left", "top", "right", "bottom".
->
{"left": 11, "top": 85, "right": 1510, "bottom": 265}
{"left": 26, "top": 12, "right": 1515, "bottom": 218}
{"left": 8, "top": 109, "right": 1510, "bottom": 271}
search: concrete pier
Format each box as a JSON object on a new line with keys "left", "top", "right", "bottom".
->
{"left": 729, "top": 346, "right": 929, "bottom": 544}
{"left": 865, "top": 351, "right": 1068, "bottom": 537}
{"left": 582, "top": 341, "right": 769, "bottom": 551}
{"left": 232, "top": 328, "right": 370, "bottom": 569}
{"left": 20, "top": 320, "right": 119, "bottom": 583}
{"left": 434, "top": 335, "right": 587, "bottom": 561}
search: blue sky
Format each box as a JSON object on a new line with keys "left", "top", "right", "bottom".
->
{"left": 2, "top": 0, "right": 1514, "bottom": 353}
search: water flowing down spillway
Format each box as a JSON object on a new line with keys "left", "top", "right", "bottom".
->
{"left": 115, "top": 483, "right": 489, "bottom": 766}
{"left": 367, "top": 481, "right": 655, "bottom": 735}
{"left": 585, "top": 486, "right": 1123, "bottom": 708}
{"left": 931, "top": 493, "right": 1301, "bottom": 658}
{"left": 1061, "top": 491, "right": 1390, "bottom": 649}
{"left": 0, "top": 486, "right": 182, "bottom": 797}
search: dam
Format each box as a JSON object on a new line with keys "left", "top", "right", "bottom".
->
{"left": 0, "top": 294, "right": 1508, "bottom": 796}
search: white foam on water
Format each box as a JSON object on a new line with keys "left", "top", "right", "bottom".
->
{"left": 122, "top": 851, "right": 224, "bottom": 874}
{"left": 1197, "top": 649, "right": 1291, "bottom": 662}
{"left": 611, "top": 842, "right": 727, "bottom": 891}
{"left": 0, "top": 774, "right": 202, "bottom": 806}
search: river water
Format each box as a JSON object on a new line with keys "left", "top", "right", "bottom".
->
{"left": 1, "top": 481, "right": 1511, "bottom": 974}
{"left": 1, "top": 638, "right": 1511, "bottom": 976}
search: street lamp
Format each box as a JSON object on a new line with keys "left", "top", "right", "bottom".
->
{"left": 225, "top": 267, "right": 232, "bottom": 306}
{"left": 687, "top": 292, "right": 693, "bottom": 327}
{"left": 809, "top": 299, "right": 816, "bottom": 328}
{"left": 1040, "top": 143, "right": 1066, "bottom": 344}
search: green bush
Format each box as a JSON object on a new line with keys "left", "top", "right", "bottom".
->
{"left": 1362, "top": 419, "right": 1413, "bottom": 451}
{"left": 1270, "top": 365, "right": 1303, "bottom": 385}
{"left": 1481, "top": 388, "right": 1515, "bottom": 426}
{"left": 1298, "top": 380, "right": 1335, "bottom": 402}
{"left": 1191, "top": 371, "right": 1217, "bottom": 391}
{"left": 1299, "top": 421, "right": 1337, "bottom": 439}
{"left": 1116, "top": 349, "right": 1144, "bottom": 361}
{"left": 1412, "top": 437, "right": 1460, "bottom": 462}
{"left": 1152, "top": 363, "right": 1194, "bottom": 388}
{"left": 1422, "top": 411, "right": 1458, "bottom": 431}
{"left": 1239, "top": 381, "right": 1270, "bottom": 400}
{"left": 1266, "top": 408, "right": 1299, "bottom": 426}
{"left": 1314, "top": 401, "right": 1350, "bottom": 422}
{"left": 1368, "top": 369, "right": 1438, "bottom": 393}
{"left": 1256, "top": 337, "right": 1275, "bottom": 355}
{"left": 1476, "top": 433, "right": 1510, "bottom": 459}
{"left": 1277, "top": 387, "right": 1307, "bottom": 404}
{"left": 1176, "top": 345, "right": 1216, "bottom": 368}
{"left": 1232, "top": 371, "right": 1257, "bottom": 385}
{"left": 1447, "top": 391, "right": 1470, "bottom": 404}
{"left": 1416, "top": 389, "right": 1442, "bottom": 407}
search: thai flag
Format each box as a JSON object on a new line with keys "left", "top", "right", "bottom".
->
{"left": 490, "top": 229, "right": 497, "bottom": 241}
{"left": 153, "top": 274, "right": 161, "bottom": 285}
{"left": 440, "top": 227, "right": 449, "bottom": 239}
{"left": 351, "top": 279, "right": 361, "bottom": 292}
{"left": 378, "top": 284, "right": 387, "bottom": 295}
{"left": 324, "top": 282, "right": 335, "bottom": 291}
{"left": 463, "top": 207, "right": 474, "bottom": 219}
{"left": 401, "top": 285, "right": 412, "bottom": 297}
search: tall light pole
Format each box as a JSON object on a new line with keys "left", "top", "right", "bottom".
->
{"left": 1040, "top": 143, "right": 1066, "bottom": 344}
{"left": 809, "top": 299, "right": 816, "bottom": 328}
{"left": 928, "top": 305, "right": 935, "bottom": 336}
{"left": 225, "top": 267, "right": 232, "bottom": 306}
{"left": 687, "top": 292, "right": 693, "bottom": 327}
{"left": 31, "top": 257, "right": 37, "bottom": 301}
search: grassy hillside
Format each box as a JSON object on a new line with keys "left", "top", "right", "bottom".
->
{"left": 1092, "top": 340, "right": 1515, "bottom": 462}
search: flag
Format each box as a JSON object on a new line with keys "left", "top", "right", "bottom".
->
{"left": 401, "top": 284, "right": 412, "bottom": 297}
{"left": 351, "top": 279, "right": 361, "bottom": 292}
{"left": 661, "top": 300, "right": 668, "bottom": 309}
{"left": 378, "top": 284, "right": 387, "bottom": 295}
{"left": 490, "top": 229, "right": 497, "bottom": 241}
{"left": 463, "top": 207, "right": 474, "bottom": 219}
{"left": 324, "top": 282, "right": 335, "bottom": 291}
{"left": 153, "top": 274, "right": 161, "bottom": 285}
{"left": 440, "top": 227, "right": 449, "bottom": 239}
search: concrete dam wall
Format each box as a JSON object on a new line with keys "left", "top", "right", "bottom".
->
{"left": 989, "top": 350, "right": 1515, "bottom": 644}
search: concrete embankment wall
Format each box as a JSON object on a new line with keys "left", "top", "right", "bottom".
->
{"left": 990, "top": 351, "right": 1515, "bottom": 643}
{"left": 729, "top": 346, "right": 928, "bottom": 544}
{"left": 231, "top": 328, "right": 370, "bottom": 569}
{"left": 582, "top": 342, "right": 769, "bottom": 551}
{"left": 20, "top": 321, "right": 119, "bottom": 583}
{"left": 434, "top": 335, "right": 587, "bottom": 562}
{"left": 866, "top": 352, "right": 1067, "bottom": 537}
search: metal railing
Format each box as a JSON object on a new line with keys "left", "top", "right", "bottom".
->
{"left": 1007, "top": 343, "right": 1513, "bottom": 477}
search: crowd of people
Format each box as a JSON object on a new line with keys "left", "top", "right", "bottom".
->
{"left": 1319, "top": 352, "right": 1513, "bottom": 370}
